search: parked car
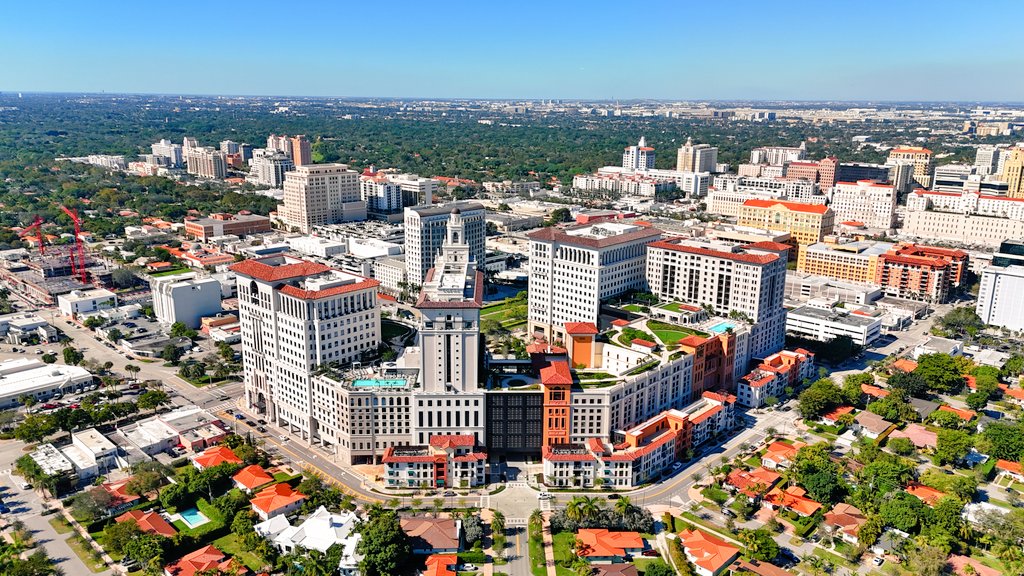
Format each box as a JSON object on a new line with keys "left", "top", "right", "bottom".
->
{"left": 721, "top": 508, "right": 736, "bottom": 518}
{"left": 234, "top": 414, "right": 245, "bottom": 420}
{"left": 672, "top": 462, "right": 683, "bottom": 470}
{"left": 461, "top": 565, "right": 477, "bottom": 572}
{"left": 607, "top": 493, "right": 620, "bottom": 500}
{"left": 257, "top": 419, "right": 267, "bottom": 425}
{"left": 256, "top": 426, "right": 267, "bottom": 433}
{"left": 225, "top": 409, "right": 234, "bottom": 415}
{"left": 642, "top": 550, "right": 660, "bottom": 557}
{"left": 872, "top": 557, "right": 884, "bottom": 567}
{"left": 443, "top": 491, "right": 456, "bottom": 497}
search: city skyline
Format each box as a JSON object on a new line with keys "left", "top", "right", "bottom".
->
{"left": 3, "top": 0, "right": 1024, "bottom": 101}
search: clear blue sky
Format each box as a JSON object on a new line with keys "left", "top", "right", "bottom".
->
{"left": 3, "top": 0, "right": 1022, "bottom": 101}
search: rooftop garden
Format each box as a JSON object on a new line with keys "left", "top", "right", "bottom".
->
{"left": 646, "top": 320, "right": 707, "bottom": 344}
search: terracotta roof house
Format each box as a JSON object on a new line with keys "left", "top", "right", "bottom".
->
{"left": 251, "top": 483, "right": 306, "bottom": 521}
{"left": 163, "top": 545, "right": 246, "bottom": 576}
{"left": 730, "top": 559, "right": 796, "bottom": 576}
{"left": 192, "top": 446, "right": 242, "bottom": 470}
{"left": 116, "top": 510, "right": 177, "bottom": 538}
{"left": 764, "top": 486, "right": 822, "bottom": 517}
{"left": 823, "top": 503, "right": 867, "bottom": 544}
{"left": 761, "top": 441, "right": 804, "bottom": 470}
{"left": 725, "top": 467, "right": 781, "bottom": 497}
{"left": 679, "top": 528, "right": 740, "bottom": 576}
{"left": 888, "top": 423, "right": 937, "bottom": 449}
{"left": 101, "top": 479, "right": 143, "bottom": 515}
{"left": 996, "top": 459, "right": 1024, "bottom": 482}
{"left": 860, "top": 383, "right": 890, "bottom": 399}
{"left": 594, "top": 564, "right": 640, "bottom": 576}
{"left": 891, "top": 359, "right": 918, "bottom": 373}
{"left": 938, "top": 405, "right": 976, "bottom": 422}
{"left": 233, "top": 464, "right": 274, "bottom": 493}
{"left": 948, "top": 554, "right": 1000, "bottom": 576}
{"left": 422, "top": 554, "right": 458, "bottom": 576}
{"left": 820, "top": 405, "right": 855, "bottom": 426}
{"left": 854, "top": 411, "right": 895, "bottom": 439}
{"left": 401, "top": 517, "right": 462, "bottom": 554}
{"left": 575, "top": 529, "right": 645, "bottom": 563}
{"left": 906, "top": 482, "right": 946, "bottom": 507}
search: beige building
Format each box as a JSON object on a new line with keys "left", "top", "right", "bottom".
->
{"left": 901, "top": 211, "right": 1024, "bottom": 248}
{"left": 676, "top": 137, "right": 718, "bottom": 173}
{"left": 887, "top": 146, "right": 934, "bottom": 189}
{"left": 829, "top": 180, "right": 897, "bottom": 230}
{"left": 277, "top": 164, "right": 366, "bottom": 233}
{"left": 184, "top": 146, "right": 227, "bottom": 179}
{"left": 737, "top": 199, "right": 835, "bottom": 246}
{"left": 1001, "top": 147, "right": 1024, "bottom": 199}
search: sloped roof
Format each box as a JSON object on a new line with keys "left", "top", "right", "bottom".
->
{"left": 563, "top": 322, "right": 599, "bottom": 335}
{"left": 824, "top": 503, "right": 867, "bottom": 537}
{"left": 680, "top": 528, "right": 740, "bottom": 574}
{"left": 576, "top": 529, "right": 644, "bottom": 558}
{"left": 429, "top": 435, "right": 476, "bottom": 449}
{"left": 725, "top": 467, "right": 781, "bottom": 496}
{"left": 193, "top": 446, "right": 242, "bottom": 469}
{"left": 233, "top": 464, "right": 274, "bottom": 491}
{"left": 163, "top": 545, "right": 242, "bottom": 576}
{"left": 251, "top": 483, "right": 306, "bottom": 515}
{"left": 116, "top": 509, "right": 177, "bottom": 538}
{"left": 765, "top": 486, "right": 822, "bottom": 516}
{"left": 401, "top": 517, "right": 461, "bottom": 551}
{"left": 906, "top": 482, "right": 946, "bottom": 507}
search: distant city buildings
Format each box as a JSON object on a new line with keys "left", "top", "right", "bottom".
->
{"left": 276, "top": 164, "right": 366, "bottom": 233}
{"left": 829, "top": 180, "right": 897, "bottom": 230}
{"left": 887, "top": 146, "right": 934, "bottom": 189}
{"left": 184, "top": 146, "right": 227, "bottom": 179}
{"left": 247, "top": 152, "right": 294, "bottom": 187}
{"left": 676, "top": 137, "right": 718, "bottom": 173}
{"left": 750, "top": 143, "right": 807, "bottom": 166}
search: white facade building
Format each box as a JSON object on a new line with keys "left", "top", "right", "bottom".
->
{"left": 527, "top": 222, "right": 662, "bottom": 341}
{"left": 676, "top": 138, "right": 718, "bottom": 173}
{"left": 404, "top": 202, "right": 485, "bottom": 286}
{"left": 829, "top": 180, "right": 897, "bottom": 229}
{"left": 0, "top": 358, "right": 93, "bottom": 410}
{"left": 184, "top": 146, "right": 227, "bottom": 179}
{"left": 150, "top": 274, "right": 223, "bottom": 329}
{"left": 57, "top": 288, "right": 118, "bottom": 318}
{"left": 622, "top": 137, "right": 655, "bottom": 171}
{"left": 277, "top": 164, "right": 366, "bottom": 234}
{"left": 151, "top": 139, "right": 183, "bottom": 168}
{"left": 247, "top": 152, "right": 294, "bottom": 187}
{"left": 360, "top": 175, "right": 404, "bottom": 216}
{"left": 785, "top": 305, "right": 882, "bottom": 346}
{"left": 901, "top": 211, "right": 1024, "bottom": 248}
{"left": 750, "top": 143, "right": 807, "bottom": 165}
{"left": 977, "top": 265, "right": 1024, "bottom": 331}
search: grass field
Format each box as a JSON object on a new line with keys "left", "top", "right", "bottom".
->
{"left": 150, "top": 267, "right": 191, "bottom": 277}
{"left": 214, "top": 533, "right": 269, "bottom": 572}
{"left": 551, "top": 531, "right": 576, "bottom": 576}
{"left": 65, "top": 535, "right": 107, "bottom": 573}
{"left": 622, "top": 304, "right": 644, "bottom": 312}
{"left": 657, "top": 302, "right": 685, "bottom": 313}
{"left": 49, "top": 516, "right": 73, "bottom": 534}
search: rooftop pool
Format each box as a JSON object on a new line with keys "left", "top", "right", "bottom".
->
{"left": 352, "top": 379, "right": 407, "bottom": 388}
{"left": 707, "top": 321, "right": 736, "bottom": 335}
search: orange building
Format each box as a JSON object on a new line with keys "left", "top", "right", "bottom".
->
{"left": 538, "top": 354, "right": 573, "bottom": 447}
{"left": 679, "top": 332, "right": 736, "bottom": 400}
{"left": 563, "top": 321, "right": 599, "bottom": 369}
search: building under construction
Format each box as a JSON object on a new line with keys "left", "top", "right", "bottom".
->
{"left": 0, "top": 246, "right": 112, "bottom": 305}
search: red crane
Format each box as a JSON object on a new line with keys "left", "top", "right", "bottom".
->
{"left": 60, "top": 205, "right": 88, "bottom": 283}
{"left": 18, "top": 215, "right": 46, "bottom": 255}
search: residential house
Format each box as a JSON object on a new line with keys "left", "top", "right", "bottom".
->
{"left": 819, "top": 405, "right": 855, "bottom": 426}
{"left": 163, "top": 545, "right": 246, "bottom": 576}
{"left": 938, "top": 405, "right": 976, "bottom": 422}
{"left": 823, "top": 503, "right": 867, "bottom": 545}
{"left": 888, "top": 423, "right": 937, "bottom": 450}
{"left": 724, "top": 467, "right": 781, "bottom": 498}
{"left": 854, "top": 411, "right": 895, "bottom": 440}
{"left": 729, "top": 559, "right": 796, "bottom": 576}
{"left": 890, "top": 358, "right": 918, "bottom": 373}
{"left": 948, "top": 554, "right": 1000, "bottom": 576}
{"left": 871, "top": 529, "right": 909, "bottom": 558}
{"left": 996, "top": 459, "right": 1024, "bottom": 483}
{"left": 679, "top": 528, "right": 741, "bottom": 576}
{"left": 906, "top": 482, "right": 946, "bottom": 507}
{"left": 594, "top": 565, "right": 640, "bottom": 576}
{"left": 192, "top": 446, "right": 242, "bottom": 470}
{"left": 908, "top": 398, "right": 940, "bottom": 421}
{"left": 962, "top": 501, "right": 1008, "bottom": 527}
{"left": 254, "top": 506, "right": 361, "bottom": 576}
{"left": 575, "top": 529, "right": 645, "bottom": 564}
{"left": 761, "top": 441, "right": 804, "bottom": 470}
{"left": 233, "top": 465, "right": 274, "bottom": 493}
{"left": 422, "top": 554, "right": 458, "bottom": 576}
{"left": 251, "top": 483, "right": 306, "bottom": 521}
{"left": 764, "top": 486, "right": 822, "bottom": 517}
{"left": 401, "top": 517, "right": 462, "bottom": 554}
{"left": 101, "top": 479, "right": 143, "bottom": 515}
{"left": 116, "top": 510, "right": 177, "bottom": 538}
{"left": 860, "top": 383, "right": 889, "bottom": 400}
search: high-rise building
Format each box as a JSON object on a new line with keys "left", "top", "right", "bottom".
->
{"left": 645, "top": 238, "right": 787, "bottom": 358}
{"left": 277, "top": 164, "right": 365, "bottom": 234}
{"left": 1001, "top": 148, "right": 1024, "bottom": 199}
{"left": 220, "top": 140, "right": 240, "bottom": 155}
{"left": 975, "top": 145, "right": 1003, "bottom": 176}
{"left": 412, "top": 209, "right": 485, "bottom": 444}
{"left": 151, "top": 139, "right": 183, "bottom": 168}
{"left": 887, "top": 146, "right": 934, "bottom": 189}
{"left": 404, "top": 202, "right": 485, "bottom": 287}
{"left": 676, "top": 138, "right": 718, "bottom": 173}
{"left": 737, "top": 199, "right": 835, "bottom": 246}
{"left": 231, "top": 255, "right": 382, "bottom": 444}
{"left": 527, "top": 222, "right": 662, "bottom": 341}
{"left": 247, "top": 152, "right": 294, "bottom": 187}
{"left": 389, "top": 173, "right": 439, "bottom": 207}
{"left": 829, "top": 180, "right": 897, "bottom": 230}
{"left": 184, "top": 147, "right": 227, "bottom": 179}
{"left": 622, "top": 137, "right": 655, "bottom": 171}
{"left": 750, "top": 143, "right": 806, "bottom": 166}
{"left": 360, "top": 174, "right": 404, "bottom": 218}
{"left": 291, "top": 135, "right": 312, "bottom": 166}
{"left": 150, "top": 273, "right": 223, "bottom": 329}
{"left": 267, "top": 134, "right": 293, "bottom": 157}
{"left": 977, "top": 240, "right": 1024, "bottom": 331}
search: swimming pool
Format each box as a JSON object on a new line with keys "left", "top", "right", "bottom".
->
{"left": 707, "top": 321, "right": 736, "bottom": 335}
{"left": 352, "top": 379, "right": 407, "bottom": 388}
{"left": 178, "top": 507, "right": 209, "bottom": 528}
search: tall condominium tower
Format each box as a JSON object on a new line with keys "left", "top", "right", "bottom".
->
{"left": 676, "top": 137, "right": 718, "bottom": 173}
{"left": 622, "top": 137, "right": 656, "bottom": 171}
{"left": 277, "top": 164, "right": 365, "bottom": 233}
{"left": 404, "top": 202, "right": 485, "bottom": 286}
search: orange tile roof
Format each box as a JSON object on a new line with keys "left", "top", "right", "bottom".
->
{"left": 763, "top": 441, "right": 801, "bottom": 465}
{"left": 906, "top": 482, "right": 945, "bottom": 507}
{"left": 997, "top": 459, "right": 1023, "bottom": 475}
{"left": 725, "top": 467, "right": 781, "bottom": 496}
{"left": 631, "top": 338, "right": 657, "bottom": 348}
{"left": 116, "top": 510, "right": 177, "bottom": 538}
{"left": 542, "top": 446, "right": 597, "bottom": 463}
{"left": 563, "top": 322, "right": 599, "bottom": 335}
{"left": 948, "top": 555, "right": 1000, "bottom": 576}
{"left": 821, "top": 405, "right": 855, "bottom": 422}
{"left": 742, "top": 198, "right": 831, "bottom": 215}
{"left": 251, "top": 483, "right": 306, "bottom": 515}
{"left": 649, "top": 240, "right": 780, "bottom": 265}
{"left": 429, "top": 434, "right": 476, "bottom": 449}
{"left": 892, "top": 359, "right": 918, "bottom": 372}
{"left": 233, "top": 465, "right": 273, "bottom": 491}
{"left": 540, "top": 359, "right": 573, "bottom": 385}
{"left": 193, "top": 446, "right": 242, "bottom": 469}
{"left": 680, "top": 529, "right": 740, "bottom": 574}
{"left": 861, "top": 383, "right": 890, "bottom": 398}
{"left": 938, "top": 405, "right": 976, "bottom": 421}
{"left": 765, "top": 486, "right": 822, "bottom": 516}
{"left": 423, "top": 554, "right": 458, "bottom": 576}
{"left": 744, "top": 241, "right": 792, "bottom": 252}
{"left": 888, "top": 423, "right": 937, "bottom": 449}
{"left": 229, "top": 258, "right": 332, "bottom": 282}
{"left": 824, "top": 503, "right": 866, "bottom": 537}
{"left": 611, "top": 319, "right": 631, "bottom": 327}
{"left": 576, "top": 529, "right": 644, "bottom": 558}
{"left": 164, "top": 545, "right": 244, "bottom": 576}
{"left": 102, "top": 479, "right": 142, "bottom": 508}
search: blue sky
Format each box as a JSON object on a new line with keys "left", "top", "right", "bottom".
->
{"left": 2, "top": 0, "right": 1022, "bottom": 101}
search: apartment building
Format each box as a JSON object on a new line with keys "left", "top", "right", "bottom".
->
{"left": 737, "top": 199, "right": 835, "bottom": 246}
{"left": 184, "top": 213, "right": 273, "bottom": 240}
{"left": 150, "top": 274, "right": 223, "bottom": 329}
{"left": 382, "top": 434, "right": 487, "bottom": 489}
{"left": 676, "top": 138, "right": 718, "bottom": 173}
{"left": 527, "top": 222, "right": 662, "bottom": 341}
{"left": 887, "top": 146, "right": 934, "bottom": 189}
{"left": 360, "top": 174, "right": 404, "bottom": 218}
{"left": 184, "top": 146, "right": 227, "bottom": 179}
{"left": 645, "top": 238, "right": 787, "bottom": 358}
{"left": 902, "top": 211, "right": 1024, "bottom": 248}
{"left": 404, "top": 202, "right": 485, "bottom": 286}
{"left": 750, "top": 143, "right": 807, "bottom": 166}
{"left": 829, "top": 180, "right": 897, "bottom": 230}
{"left": 783, "top": 156, "right": 838, "bottom": 189}
{"left": 151, "top": 139, "right": 183, "bottom": 168}
{"left": 977, "top": 241, "right": 1024, "bottom": 331}
{"left": 231, "top": 255, "right": 382, "bottom": 447}
{"left": 906, "top": 188, "right": 1024, "bottom": 220}
{"left": 736, "top": 349, "right": 815, "bottom": 408}
{"left": 1001, "top": 148, "right": 1024, "bottom": 198}
{"left": 277, "top": 164, "right": 365, "bottom": 234}
{"left": 247, "top": 152, "right": 294, "bottom": 187}
{"left": 622, "top": 137, "right": 655, "bottom": 171}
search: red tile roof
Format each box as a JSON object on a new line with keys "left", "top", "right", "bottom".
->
{"left": 680, "top": 529, "right": 740, "bottom": 574}
{"left": 763, "top": 441, "right": 801, "bottom": 466}
{"left": 429, "top": 434, "right": 476, "bottom": 449}
{"left": 906, "top": 482, "right": 945, "bottom": 507}
{"left": 948, "top": 555, "right": 1000, "bottom": 576}
{"left": 765, "top": 486, "right": 822, "bottom": 516}
{"left": 576, "top": 529, "right": 644, "bottom": 558}
{"left": 648, "top": 240, "right": 780, "bottom": 265}
{"left": 101, "top": 479, "right": 142, "bottom": 509}
{"left": 611, "top": 319, "right": 631, "bottom": 327}
{"left": 540, "top": 359, "right": 573, "bottom": 386}
{"left": 193, "top": 446, "right": 242, "bottom": 469}
{"left": 164, "top": 545, "right": 243, "bottom": 576}
{"left": 824, "top": 503, "right": 867, "bottom": 538}
{"left": 233, "top": 465, "right": 273, "bottom": 491}
{"left": 725, "top": 467, "right": 781, "bottom": 496}
{"left": 997, "top": 459, "right": 1023, "bottom": 475}
{"left": 116, "top": 510, "right": 177, "bottom": 538}
{"left": 423, "top": 554, "right": 458, "bottom": 576}
{"left": 938, "top": 405, "right": 976, "bottom": 421}
{"left": 229, "top": 258, "right": 331, "bottom": 282}
{"left": 564, "top": 322, "right": 599, "bottom": 335}
{"left": 251, "top": 483, "right": 306, "bottom": 515}
{"left": 742, "top": 198, "right": 831, "bottom": 215}
{"left": 891, "top": 359, "right": 918, "bottom": 373}
{"left": 821, "top": 405, "right": 855, "bottom": 422}
{"left": 279, "top": 278, "right": 380, "bottom": 300}
{"left": 744, "top": 241, "right": 792, "bottom": 252}
{"left": 888, "top": 423, "right": 937, "bottom": 449}
{"left": 542, "top": 446, "right": 597, "bottom": 463}
{"left": 631, "top": 338, "right": 657, "bottom": 348}
{"left": 861, "top": 383, "right": 890, "bottom": 398}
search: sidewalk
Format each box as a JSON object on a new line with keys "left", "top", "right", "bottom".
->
{"left": 541, "top": 511, "right": 557, "bottom": 576}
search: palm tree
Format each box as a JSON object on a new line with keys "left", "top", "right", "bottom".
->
{"left": 566, "top": 496, "right": 586, "bottom": 523}
{"left": 124, "top": 364, "right": 140, "bottom": 381}
{"left": 529, "top": 509, "right": 544, "bottom": 527}
{"left": 614, "top": 495, "right": 633, "bottom": 517}
{"left": 491, "top": 510, "right": 506, "bottom": 534}
{"left": 385, "top": 497, "right": 400, "bottom": 510}
{"left": 432, "top": 498, "right": 444, "bottom": 517}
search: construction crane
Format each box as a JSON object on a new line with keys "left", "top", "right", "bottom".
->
{"left": 18, "top": 215, "right": 46, "bottom": 255}
{"left": 60, "top": 205, "right": 88, "bottom": 283}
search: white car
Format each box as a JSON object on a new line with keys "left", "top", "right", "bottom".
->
{"left": 461, "top": 564, "right": 478, "bottom": 571}
{"left": 871, "top": 557, "right": 884, "bottom": 566}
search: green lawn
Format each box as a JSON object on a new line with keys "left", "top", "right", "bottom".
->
{"left": 551, "top": 531, "right": 576, "bottom": 576}
{"left": 213, "top": 533, "right": 270, "bottom": 572}
{"left": 65, "top": 535, "right": 107, "bottom": 573}
{"left": 657, "top": 302, "right": 685, "bottom": 313}
{"left": 622, "top": 304, "right": 644, "bottom": 312}
{"left": 150, "top": 267, "right": 191, "bottom": 277}
{"left": 528, "top": 529, "right": 547, "bottom": 576}
{"left": 49, "top": 516, "right": 73, "bottom": 534}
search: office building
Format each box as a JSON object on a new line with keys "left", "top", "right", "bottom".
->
{"left": 267, "top": 134, "right": 293, "bottom": 157}
{"left": 977, "top": 240, "right": 1024, "bottom": 331}
{"left": 1002, "top": 148, "right": 1024, "bottom": 199}
{"left": 277, "top": 164, "right": 366, "bottom": 234}
{"left": 975, "top": 145, "right": 1003, "bottom": 176}
{"left": 622, "top": 137, "right": 655, "bottom": 171}
{"left": 737, "top": 199, "right": 835, "bottom": 245}
{"left": 360, "top": 174, "right": 404, "bottom": 218}
{"left": 786, "top": 305, "right": 882, "bottom": 346}
{"left": 151, "top": 139, "right": 183, "bottom": 168}
{"left": 784, "top": 157, "right": 838, "bottom": 190}
{"left": 247, "top": 152, "right": 294, "bottom": 187}
{"left": 231, "top": 255, "right": 381, "bottom": 446}
{"left": 57, "top": 288, "right": 118, "bottom": 318}
{"left": 676, "top": 138, "right": 718, "bottom": 173}
{"left": 151, "top": 274, "right": 223, "bottom": 329}
{"left": 901, "top": 211, "right": 1024, "bottom": 248}
{"left": 829, "top": 180, "right": 897, "bottom": 230}
{"left": 184, "top": 212, "right": 273, "bottom": 240}
{"left": 390, "top": 173, "right": 439, "bottom": 206}
{"left": 887, "top": 146, "right": 934, "bottom": 189}
{"left": 184, "top": 147, "right": 227, "bottom": 179}
{"left": 750, "top": 143, "right": 806, "bottom": 166}
{"left": 291, "top": 135, "right": 312, "bottom": 166}
{"left": 382, "top": 435, "right": 488, "bottom": 489}
{"left": 527, "top": 222, "right": 662, "bottom": 341}
{"left": 572, "top": 171, "right": 677, "bottom": 197}
{"left": 645, "top": 238, "right": 787, "bottom": 358}
{"left": 0, "top": 358, "right": 93, "bottom": 410}
{"left": 404, "top": 202, "right": 485, "bottom": 286}
{"left": 220, "top": 140, "right": 240, "bottom": 155}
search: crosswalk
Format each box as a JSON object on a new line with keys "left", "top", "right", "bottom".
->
{"left": 208, "top": 401, "right": 238, "bottom": 414}
{"left": 506, "top": 517, "right": 528, "bottom": 527}
{"left": 539, "top": 497, "right": 555, "bottom": 511}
